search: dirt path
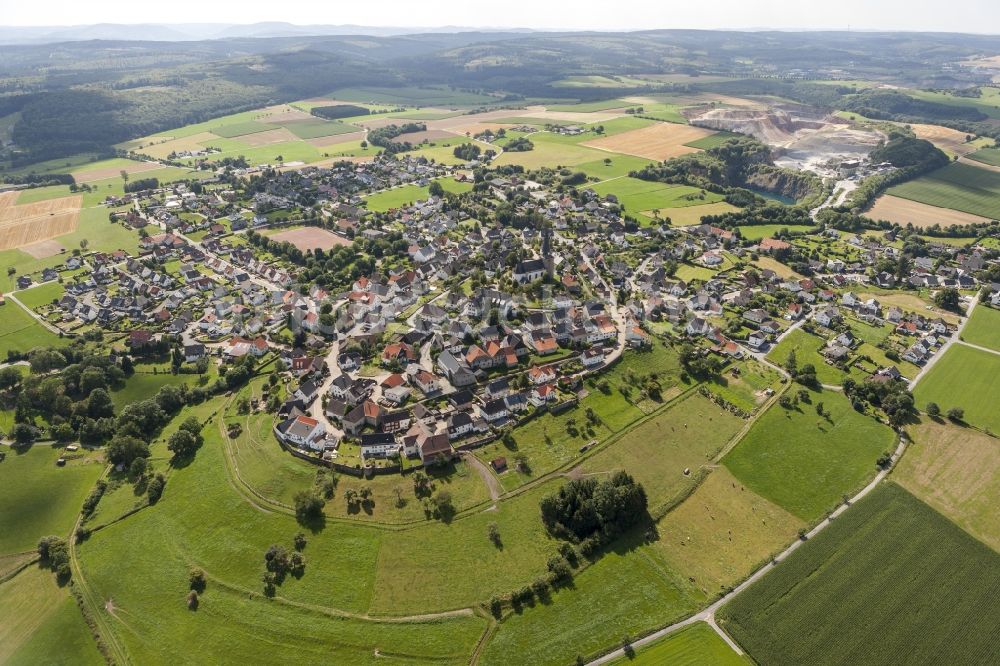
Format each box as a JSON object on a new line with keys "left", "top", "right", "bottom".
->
{"left": 462, "top": 452, "right": 501, "bottom": 503}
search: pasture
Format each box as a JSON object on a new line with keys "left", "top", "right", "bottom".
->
{"left": 737, "top": 223, "right": 815, "bottom": 240}
{"left": 913, "top": 344, "right": 1000, "bottom": 433}
{"left": 866, "top": 194, "right": 989, "bottom": 227}
{"left": 582, "top": 123, "right": 718, "bottom": 160}
{"left": 580, "top": 392, "right": 745, "bottom": 512}
{"left": 665, "top": 201, "right": 741, "bottom": 226}
{"left": 591, "top": 177, "right": 726, "bottom": 225}
{"left": 967, "top": 146, "right": 1000, "bottom": 167}
{"left": 363, "top": 177, "right": 472, "bottom": 212}
{"left": 718, "top": 483, "right": 1000, "bottom": 665}
{"left": 652, "top": 467, "right": 804, "bottom": 596}
{"left": 607, "top": 622, "right": 750, "bottom": 665}
{"left": 0, "top": 565, "right": 104, "bottom": 665}
{"left": 723, "top": 388, "right": 895, "bottom": 521}
{"left": 480, "top": 528, "right": 701, "bottom": 666}
{"left": 0, "top": 444, "right": 105, "bottom": 556}
{"left": 887, "top": 162, "right": 1000, "bottom": 220}
{"left": 897, "top": 418, "right": 1000, "bottom": 552}
{"left": 960, "top": 304, "right": 1000, "bottom": 351}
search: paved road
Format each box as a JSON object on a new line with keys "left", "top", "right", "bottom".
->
{"left": 588, "top": 436, "right": 909, "bottom": 665}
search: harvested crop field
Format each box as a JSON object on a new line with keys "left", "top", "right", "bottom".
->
{"left": 307, "top": 130, "right": 367, "bottom": 147}
{"left": 867, "top": 194, "right": 989, "bottom": 227}
{"left": 583, "top": 123, "right": 717, "bottom": 160}
{"left": 0, "top": 195, "right": 82, "bottom": 250}
{"left": 910, "top": 123, "right": 980, "bottom": 156}
{"left": 237, "top": 127, "right": 298, "bottom": 146}
{"left": 135, "top": 132, "right": 217, "bottom": 159}
{"left": 20, "top": 239, "right": 64, "bottom": 259}
{"left": 267, "top": 227, "right": 351, "bottom": 251}
{"left": 396, "top": 129, "right": 459, "bottom": 143}
{"left": 257, "top": 105, "right": 313, "bottom": 123}
{"left": 73, "top": 160, "right": 161, "bottom": 183}
{"left": 897, "top": 418, "right": 1000, "bottom": 552}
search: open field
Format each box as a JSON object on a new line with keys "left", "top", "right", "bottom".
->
{"left": 575, "top": 154, "right": 655, "bottom": 180}
{"left": 266, "top": 226, "right": 351, "bottom": 251}
{"left": 856, "top": 290, "right": 959, "bottom": 326}
{"left": 658, "top": 201, "right": 740, "bottom": 226}
{"left": 652, "top": 467, "right": 804, "bottom": 596}
{"left": 480, "top": 528, "right": 701, "bottom": 666}
{"left": 897, "top": 418, "right": 1000, "bottom": 552}
{"left": 913, "top": 344, "right": 1000, "bottom": 434}
{"left": 363, "top": 177, "right": 472, "bottom": 212}
{"left": 15, "top": 281, "right": 64, "bottom": 309}
{"left": 910, "top": 123, "right": 981, "bottom": 157}
{"left": 0, "top": 300, "right": 68, "bottom": 359}
{"left": 723, "top": 388, "right": 895, "bottom": 521}
{"left": 866, "top": 194, "right": 989, "bottom": 227}
{"left": 608, "top": 622, "right": 750, "bottom": 665}
{"left": 960, "top": 304, "right": 1000, "bottom": 351}
{"left": 580, "top": 392, "right": 745, "bottom": 511}
{"left": 887, "top": 162, "right": 1000, "bottom": 220}
{"left": 737, "top": 223, "right": 815, "bottom": 239}
{"left": 582, "top": 123, "right": 717, "bottom": 160}
{"left": 718, "top": 482, "right": 1000, "bottom": 665}
{"left": 966, "top": 146, "right": 1000, "bottom": 167}
{"left": 592, "top": 177, "right": 726, "bottom": 226}
{"left": 110, "top": 371, "right": 197, "bottom": 410}
{"left": 493, "top": 140, "right": 608, "bottom": 170}
{"left": 72, "top": 159, "right": 162, "bottom": 183}
{"left": 0, "top": 194, "right": 82, "bottom": 250}
{"left": 705, "top": 359, "right": 784, "bottom": 413}
{"left": 766, "top": 328, "right": 857, "bottom": 386}
{"left": 0, "top": 444, "right": 105, "bottom": 556}
{"left": 0, "top": 565, "right": 104, "bottom": 665}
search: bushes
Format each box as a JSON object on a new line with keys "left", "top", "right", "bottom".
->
{"left": 539, "top": 471, "right": 648, "bottom": 543}
{"left": 147, "top": 473, "right": 166, "bottom": 503}
{"left": 293, "top": 490, "right": 325, "bottom": 521}
{"left": 38, "top": 536, "right": 71, "bottom": 580}
{"left": 81, "top": 479, "right": 108, "bottom": 518}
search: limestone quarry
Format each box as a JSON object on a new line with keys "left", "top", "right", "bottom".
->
{"left": 686, "top": 104, "right": 885, "bottom": 177}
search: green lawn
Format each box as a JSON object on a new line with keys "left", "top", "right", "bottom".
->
{"left": 0, "top": 445, "right": 105, "bottom": 556}
{"left": 887, "top": 162, "right": 1000, "bottom": 219}
{"left": 737, "top": 224, "right": 815, "bottom": 241}
{"left": 110, "top": 371, "right": 197, "bottom": 410}
{"left": 0, "top": 565, "right": 104, "bottom": 665}
{"left": 685, "top": 131, "right": 743, "bottom": 149}
{"left": 718, "top": 483, "right": 1000, "bottom": 665}
{"left": 607, "top": 622, "right": 750, "bottom": 665}
{"left": 723, "top": 388, "right": 895, "bottom": 521}
{"left": 15, "top": 282, "right": 64, "bottom": 310}
{"left": 592, "top": 177, "right": 725, "bottom": 225}
{"left": 480, "top": 528, "right": 702, "bottom": 666}
{"left": 960, "top": 304, "right": 1000, "bottom": 351}
{"left": 576, "top": 155, "right": 655, "bottom": 180}
{"left": 913, "top": 344, "right": 1000, "bottom": 433}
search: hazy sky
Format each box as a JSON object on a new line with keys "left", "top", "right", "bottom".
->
{"left": 4, "top": 0, "right": 1000, "bottom": 33}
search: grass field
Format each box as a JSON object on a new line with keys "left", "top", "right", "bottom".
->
{"left": 684, "top": 131, "right": 743, "bottom": 150}
{"left": 967, "top": 146, "right": 1000, "bottom": 167}
{"left": 110, "top": 371, "right": 196, "bottom": 410}
{"left": 652, "top": 467, "right": 804, "bottom": 596}
{"left": 765, "top": 328, "right": 857, "bottom": 387}
{"left": 0, "top": 445, "right": 105, "bottom": 556}
{"left": 580, "top": 392, "right": 745, "bottom": 511}
{"left": 705, "top": 359, "right": 783, "bottom": 413}
{"left": 887, "top": 162, "right": 1000, "bottom": 219}
{"left": 913, "top": 344, "right": 1000, "bottom": 433}
{"left": 0, "top": 565, "right": 104, "bottom": 665}
{"left": 607, "top": 622, "right": 750, "bottom": 665}
{"left": 362, "top": 177, "right": 472, "bottom": 212}
{"left": 737, "top": 224, "right": 815, "bottom": 240}
{"left": 15, "top": 282, "right": 64, "bottom": 310}
{"left": 723, "top": 388, "right": 895, "bottom": 521}
{"left": 661, "top": 202, "right": 740, "bottom": 226}
{"left": 960, "top": 304, "right": 1000, "bottom": 351}
{"left": 718, "top": 482, "right": 1000, "bottom": 665}
{"left": 480, "top": 528, "right": 701, "bottom": 666}
{"left": 592, "top": 177, "right": 725, "bottom": 225}
{"left": 582, "top": 123, "right": 716, "bottom": 161}
{"left": 0, "top": 302, "right": 68, "bottom": 360}
{"left": 897, "top": 418, "right": 1000, "bottom": 552}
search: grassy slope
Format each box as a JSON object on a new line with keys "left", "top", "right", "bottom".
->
{"left": 0, "top": 445, "right": 104, "bottom": 556}
{"left": 480, "top": 528, "right": 702, "bottom": 666}
{"left": 766, "top": 328, "right": 859, "bottom": 386}
{"left": 913, "top": 344, "right": 1000, "bottom": 433}
{"left": 723, "top": 388, "right": 895, "bottom": 521}
{"left": 718, "top": 483, "right": 1000, "bottom": 665}
{"left": 607, "top": 622, "right": 751, "bottom": 665}
{"left": 0, "top": 301, "right": 67, "bottom": 358}
{"left": 0, "top": 565, "right": 103, "bottom": 665}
